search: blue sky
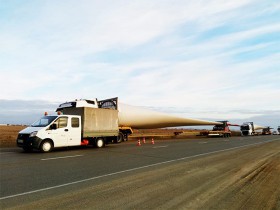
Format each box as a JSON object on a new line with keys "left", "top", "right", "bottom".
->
{"left": 0, "top": 0, "right": 279, "bottom": 129}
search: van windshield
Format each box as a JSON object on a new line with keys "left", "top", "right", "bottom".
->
{"left": 31, "top": 116, "right": 57, "bottom": 127}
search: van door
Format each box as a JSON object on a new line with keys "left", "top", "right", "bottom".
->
{"left": 67, "top": 117, "right": 81, "bottom": 146}
{"left": 50, "top": 116, "right": 69, "bottom": 147}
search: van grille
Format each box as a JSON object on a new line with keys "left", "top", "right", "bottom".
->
{"left": 17, "top": 134, "right": 30, "bottom": 141}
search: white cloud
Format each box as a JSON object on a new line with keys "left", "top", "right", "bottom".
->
{"left": 0, "top": 0, "right": 279, "bottom": 128}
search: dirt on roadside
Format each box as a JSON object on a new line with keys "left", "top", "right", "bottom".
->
{"left": 0, "top": 125, "right": 26, "bottom": 147}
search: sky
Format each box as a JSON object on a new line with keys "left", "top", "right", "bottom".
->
{"left": 0, "top": 0, "right": 279, "bottom": 130}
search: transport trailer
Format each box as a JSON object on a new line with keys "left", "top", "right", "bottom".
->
{"left": 262, "top": 126, "right": 273, "bottom": 135}
{"left": 200, "top": 121, "right": 232, "bottom": 138}
{"left": 17, "top": 107, "right": 120, "bottom": 152}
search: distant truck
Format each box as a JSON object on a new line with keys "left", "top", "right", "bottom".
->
{"left": 240, "top": 122, "right": 265, "bottom": 136}
{"left": 261, "top": 127, "right": 273, "bottom": 135}
{"left": 272, "top": 131, "right": 278, "bottom": 135}
{"left": 17, "top": 107, "right": 122, "bottom": 152}
{"left": 200, "top": 121, "right": 232, "bottom": 137}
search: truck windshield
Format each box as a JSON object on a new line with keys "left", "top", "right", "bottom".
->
{"left": 241, "top": 125, "right": 249, "bottom": 130}
{"left": 213, "top": 125, "right": 224, "bottom": 131}
{"left": 31, "top": 116, "right": 57, "bottom": 127}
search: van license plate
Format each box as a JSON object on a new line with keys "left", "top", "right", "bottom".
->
{"left": 18, "top": 139, "right": 23, "bottom": 143}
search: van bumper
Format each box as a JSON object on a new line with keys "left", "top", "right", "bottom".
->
{"left": 17, "top": 134, "right": 42, "bottom": 150}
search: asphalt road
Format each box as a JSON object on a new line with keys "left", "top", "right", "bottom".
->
{"left": 1, "top": 135, "right": 279, "bottom": 209}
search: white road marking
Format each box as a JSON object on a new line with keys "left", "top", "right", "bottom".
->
{"left": 153, "top": 145, "right": 168, "bottom": 148}
{"left": 1, "top": 139, "right": 279, "bottom": 200}
{"left": 0, "top": 152, "right": 14, "bottom": 154}
{"left": 41, "top": 155, "right": 83, "bottom": 161}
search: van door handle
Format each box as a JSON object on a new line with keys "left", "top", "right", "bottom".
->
{"left": 64, "top": 129, "right": 68, "bottom": 132}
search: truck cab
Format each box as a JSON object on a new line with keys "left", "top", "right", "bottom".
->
{"left": 17, "top": 114, "right": 82, "bottom": 152}
{"left": 57, "top": 99, "right": 99, "bottom": 111}
{"left": 56, "top": 98, "right": 118, "bottom": 112}
{"left": 240, "top": 122, "right": 254, "bottom": 136}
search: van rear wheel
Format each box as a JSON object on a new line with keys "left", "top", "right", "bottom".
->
{"left": 96, "top": 138, "right": 105, "bottom": 148}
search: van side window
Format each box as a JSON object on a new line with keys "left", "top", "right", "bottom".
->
{"left": 56, "top": 117, "right": 68, "bottom": 128}
{"left": 71, "top": 117, "right": 79, "bottom": 128}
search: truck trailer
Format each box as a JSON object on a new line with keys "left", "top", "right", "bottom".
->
{"left": 200, "top": 121, "right": 233, "bottom": 137}
{"left": 17, "top": 107, "right": 120, "bottom": 152}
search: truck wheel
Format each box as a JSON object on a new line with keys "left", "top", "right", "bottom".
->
{"left": 96, "top": 138, "right": 105, "bottom": 148}
{"left": 40, "top": 140, "right": 53, "bottom": 152}
{"left": 117, "top": 133, "right": 124, "bottom": 143}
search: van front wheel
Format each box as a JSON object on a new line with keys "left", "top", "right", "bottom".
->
{"left": 40, "top": 140, "right": 53, "bottom": 152}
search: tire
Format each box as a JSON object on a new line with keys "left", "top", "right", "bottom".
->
{"left": 40, "top": 140, "right": 53, "bottom": 152}
{"left": 117, "top": 133, "right": 124, "bottom": 143}
{"left": 96, "top": 138, "right": 105, "bottom": 148}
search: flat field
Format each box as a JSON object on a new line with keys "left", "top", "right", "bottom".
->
{"left": 0, "top": 125, "right": 26, "bottom": 147}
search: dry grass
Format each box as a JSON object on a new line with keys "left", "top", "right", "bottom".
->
{"left": 0, "top": 125, "right": 26, "bottom": 147}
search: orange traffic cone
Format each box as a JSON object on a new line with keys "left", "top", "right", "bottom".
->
{"left": 143, "top": 137, "right": 146, "bottom": 144}
{"left": 137, "top": 139, "right": 141, "bottom": 146}
{"left": 151, "top": 138, "right": 155, "bottom": 145}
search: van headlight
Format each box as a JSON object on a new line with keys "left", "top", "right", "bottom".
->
{"left": 29, "top": 131, "right": 38, "bottom": 137}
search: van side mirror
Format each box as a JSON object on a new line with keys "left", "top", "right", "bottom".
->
{"left": 50, "top": 123, "right": 57, "bottom": 130}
